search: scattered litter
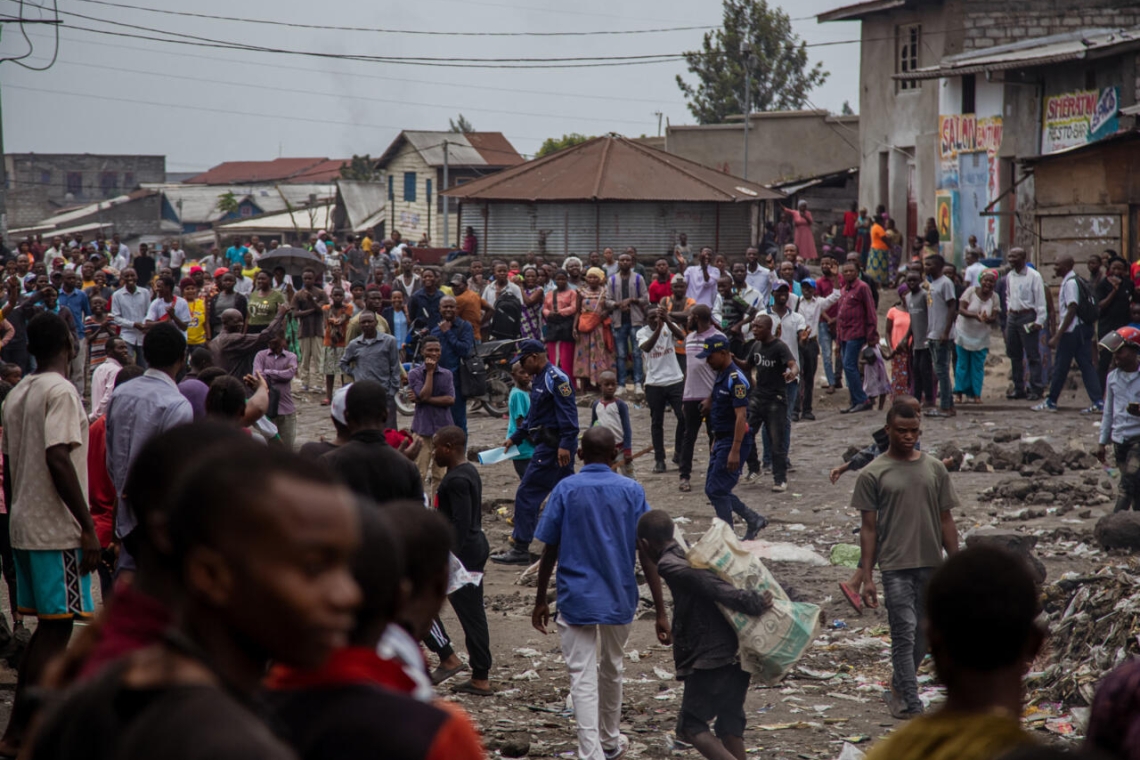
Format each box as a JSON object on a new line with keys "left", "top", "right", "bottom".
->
{"left": 830, "top": 544, "right": 861, "bottom": 569}
{"left": 512, "top": 669, "right": 540, "bottom": 681}
{"left": 738, "top": 538, "right": 830, "bottom": 566}
{"left": 831, "top": 620, "right": 848, "bottom": 630}
{"left": 653, "top": 667, "right": 675, "bottom": 680}
{"left": 1045, "top": 717, "right": 1076, "bottom": 736}
{"left": 654, "top": 688, "right": 680, "bottom": 701}
{"left": 796, "top": 667, "right": 837, "bottom": 680}
{"left": 786, "top": 524, "right": 807, "bottom": 532}
{"left": 514, "top": 648, "right": 541, "bottom": 658}
{"left": 495, "top": 688, "right": 521, "bottom": 698}
{"left": 835, "top": 742, "right": 867, "bottom": 760}
{"left": 672, "top": 516, "right": 692, "bottom": 525}
{"left": 812, "top": 704, "right": 833, "bottom": 713}
{"left": 756, "top": 722, "right": 814, "bottom": 731}
{"left": 828, "top": 692, "right": 869, "bottom": 704}
{"left": 626, "top": 649, "right": 641, "bottom": 663}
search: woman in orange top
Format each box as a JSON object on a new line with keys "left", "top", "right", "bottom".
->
{"left": 868, "top": 216, "right": 891, "bottom": 287}
{"left": 885, "top": 283, "right": 912, "bottom": 400}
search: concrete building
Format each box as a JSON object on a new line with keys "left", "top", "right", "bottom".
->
{"left": 818, "top": 0, "right": 1140, "bottom": 265}
{"left": 665, "top": 110, "right": 860, "bottom": 185}
{"left": 5, "top": 153, "right": 165, "bottom": 228}
{"left": 442, "top": 135, "right": 783, "bottom": 261}
{"left": 375, "top": 131, "right": 524, "bottom": 249}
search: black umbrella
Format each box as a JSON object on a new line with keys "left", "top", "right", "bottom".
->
{"left": 255, "top": 246, "right": 326, "bottom": 277}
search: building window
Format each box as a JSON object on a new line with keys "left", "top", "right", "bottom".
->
{"left": 961, "top": 74, "right": 976, "bottom": 114}
{"left": 100, "top": 171, "right": 118, "bottom": 197}
{"left": 39, "top": 170, "right": 51, "bottom": 187}
{"left": 387, "top": 174, "right": 394, "bottom": 200}
{"left": 66, "top": 172, "right": 82, "bottom": 196}
{"left": 403, "top": 172, "right": 416, "bottom": 202}
{"left": 124, "top": 172, "right": 135, "bottom": 189}
{"left": 240, "top": 204, "right": 253, "bottom": 218}
{"left": 897, "top": 24, "right": 921, "bottom": 91}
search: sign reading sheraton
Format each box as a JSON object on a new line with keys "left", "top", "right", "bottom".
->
{"left": 1042, "top": 86, "right": 1120, "bottom": 154}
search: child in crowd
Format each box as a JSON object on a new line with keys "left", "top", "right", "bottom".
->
{"left": 860, "top": 344, "right": 892, "bottom": 410}
{"left": 507, "top": 362, "right": 533, "bottom": 479}
{"left": 321, "top": 286, "right": 353, "bottom": 405}
{"left": 638, "top": 509, "right": 772, "bottom": 760}
{"left": 432, "top": 426, "right": 493, "bottom": 697}
{"left": 591, "top": 370, "right": 633, "bottom": 476}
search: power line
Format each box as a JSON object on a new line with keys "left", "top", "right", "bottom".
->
{"left": 32, "top": 57, "right": 660, "bottom": 127}
{"left": 0, "top": 0, "right": 60, "bottom": 70}
{"left": 18, "top": 28, "right": 675, "bottom": 105}
{"left": 48, "top": 7, "right": 690, "bottom": 68}
{"left": 75, "top": 0, "right": 716, "bottom": 37}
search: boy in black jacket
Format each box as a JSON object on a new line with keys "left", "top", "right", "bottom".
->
{"left": 638, "top": 510, "right": 771, "bottom": 760}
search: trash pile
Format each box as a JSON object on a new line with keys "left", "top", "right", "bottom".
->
{"left": 979, "top": 475, "right": 1112, "bottom": 511}
{"left": 1030, "top": 566, "right": 1140, "bottom": 706}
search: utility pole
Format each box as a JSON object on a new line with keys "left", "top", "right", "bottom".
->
{"left": 740, "top": 41, "right": 758, "bottom": 182}
{"left": 442, "top": 140, "right": 450, "bottom": 248}
{"left": 654, "top": 111, "right": 663, "bottom": 137}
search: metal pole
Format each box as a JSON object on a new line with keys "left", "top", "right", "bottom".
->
{"left": 0, "top": 29, "right": 8, "bottom": 242}
{"left": 741, "top": 41, "right": 752, "bottom": 182}
{"left": 442, "top": 141, "right": 450, "bottom": 248}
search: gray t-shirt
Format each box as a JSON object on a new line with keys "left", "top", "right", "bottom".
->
{"left": 905, "top": 290, "right": 928, "bottom": 348}
{"left": 850, "top": 452, "right": 958, "bottom": 572}
{"left": 925, "top": 276, "right": 957, "bottom": 341}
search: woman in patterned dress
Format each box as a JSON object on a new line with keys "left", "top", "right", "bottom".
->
{"left": 573, "top": 267, "right": 613, "bottom": 392}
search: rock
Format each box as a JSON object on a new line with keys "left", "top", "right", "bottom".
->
{"left": 1079, "top": 509, "right": 1093, "bottom": 519}
{"left": 940, "top": 443, "right": 964, "bottom": 471}
{"left": 984, "top": 443, "right": 1020, "bottom": 471}
{"left": 1019, "top": 462, "right": 1044, "bottom": 477}
{"left": 1022, "top": 440, "right": 1063, "bottom": 475}
{"left": 972, "top": 452, "right": 994, "bottom": 473}
{"left": 1001, "top": 479, "right": 1035, "bottom": 500}
{"left": 1063, "top": 447, "right": 1098, "bottom": 471}
{"left": 966, "top": 529, "right": 1047, "bottom": 583}
{"left": 1095, "top": 512, "right": 1140, "bottom": 551}
{"left": 498, "top": 735, "right": 531, "bottom": 758}
{"left": 1031, "top": 492, "right": 1056, "bottom": 504}
{"left": 993, "top": 429, "right": 1021, "bottom": 443}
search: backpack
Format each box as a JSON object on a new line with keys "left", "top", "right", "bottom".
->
{"left": 1074, "top": 275, "right": 1099, "bottom": 325}
{"left": 490, "top": 290, "right": 523, "bottom": 339}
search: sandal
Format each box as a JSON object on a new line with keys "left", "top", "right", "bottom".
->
{"left": 839, "top": 582, "right": 863, "bottom": 615}
{"left": 452, "top": 679, "right": 494, "bottom": 697}
{"left": 430, "top": 663, "right": 467, "bottom": 686}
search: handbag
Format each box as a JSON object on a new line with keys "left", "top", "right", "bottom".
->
{"left": 459, "top": 353, "right": 487, "bottom": 397}
{"left": 545, "top": 313, "right": 574, "bottom": 342}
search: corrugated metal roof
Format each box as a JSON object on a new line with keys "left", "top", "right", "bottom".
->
{"left": 157, "top": 183, "right": 336, "bottom": 224}
{"left": 37, "top": 189, "right": 159, "bottom": 227}
{"left": 183, "top": 157, "right": 348, "bottom": 184}
{"left": 216, "top": 202, "right": 335, "bottom": 233}
{"left": 376, "top": 131, "right": 523, "bottom": 169}
{"left": 336, "top": 180, "right": 386, "bottom": 231}
{"left": 896, "top": 27, "right": 1140, "bottom": 81}
{"left": 11, "top": 220, "right": 113, "bottom": 238}
{"left": 1121, "top": 103, "right": 1140, "bottom": 116}
{"left": 441, "top": 135, "right": 784, "bottom": 203}
{"left": 818, "top": 0, "right": 908, "bottom": 22}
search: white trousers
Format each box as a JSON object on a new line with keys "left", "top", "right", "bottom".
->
{"left": 558, "top": 618, "right": 630, "bottom": 760}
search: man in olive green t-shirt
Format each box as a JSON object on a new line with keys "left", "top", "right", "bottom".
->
{"left": 851, "top": 401, "right": 959, "bottom": 719}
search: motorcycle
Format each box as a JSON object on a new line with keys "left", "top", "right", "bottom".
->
{"left": 394, "top": 330, "right": 519, "bottom": 418}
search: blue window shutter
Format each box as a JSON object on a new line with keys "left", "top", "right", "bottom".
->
{"left": 426, "top": 178, "right": 433, "bottom": 205}
{"left": 388, "top": 175, "right": 394, "bottom": 200}
{"left": 403, "top": 172, "right": 416, "bottom": 202}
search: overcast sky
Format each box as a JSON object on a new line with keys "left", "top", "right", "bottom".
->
{"left": 1, "top": 0, "right": 859, "bottom": 172}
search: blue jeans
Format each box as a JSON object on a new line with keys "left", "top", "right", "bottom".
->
{"left": 450, "top": 383, "right": 467, "bottom": 433}
{"left": 953, "top": 345, "right": 987, "bottom": 398}
{"left": 929, "top": 339, "right": 953, "bottom": 410}
{"left": 705, "top": 437, "right": 762, "bottom": 529}
{"left": 841, "top": 338, "right": 867, "bottom": 406}
{"left": 882, "top": 568, "right": 934, "bottom": 714}
{"left": 818, "top": 322, "right": 836, "bottom": 387}
{"left": 613, "top": 322, "right": 644, "bottom": 386}
{"left": 1048, "top": 324, "right": 1103, "bottom": 406}
{"left": 761, "top": 380, "right": 799, "bottom": 469}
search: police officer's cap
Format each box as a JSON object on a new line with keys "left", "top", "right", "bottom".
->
{"left": 511, "top": 338, "right": 548, "bottom": 364}
{"left": 696, "top": 336, "right": 730, "bottom": 359}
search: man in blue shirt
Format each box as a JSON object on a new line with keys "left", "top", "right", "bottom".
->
{"left": 700, "top": 336, "right": 767, "bottom": 539}
{"left": 430, "top": 296, "right": 474, "bottom": 433}
{"left": 409, "top": 268, "right": 443, "bottom": 331}
{"left": 224, "top": 237, "right": 248, "bottom": 269}
{"left": 531, "top": 426, "right": 669, "bottom": 760}
{"left": 492, "top": 339, "right": 579, "bottom": 565}
{"left": 57, "top": 270, "right": 92, "bottom": 396}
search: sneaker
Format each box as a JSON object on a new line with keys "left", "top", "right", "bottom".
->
{"left": 633, "top": 383, "right": 644, "bottom": 395}
{"left": 604, "top": 734, "right": 630, "bottom": 760}
{"left": 1031, "top": 400, "right": 1058, "bottom": 412}
{"left": 490, "top": 547, "right": 533, "bottom": 565}
{"left": 744, "top": 471, "right": 758, "bottom": 483}
{"left": 742, "top": 514, "right": 769, "bottom": 541}
{"left": 652, "top": 461, "right": 666, "bottom": 474}
{"left": 1081, "top": 402, "right": 1105, "bottom": 415}
{"left": 787, "top": 462, "right": 797, "bottom": 472}
{"left": 1026, "top": 392, "right": 1042, "bottom": 401}
{"left": 802, "top": 412, "right": 816, "bottom": 421}
{"left": 772, "top": 482, "right": 787, "bottom": 493}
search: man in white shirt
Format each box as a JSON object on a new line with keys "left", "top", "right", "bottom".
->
{"left": 1033, "top": 254, "right": 1103, "bottom": 413}
{"left": 144, "top": 275, "right": 192, "bottom": 339}
{"left": 1003, "top": 247, "right": 1048, "bottom": 400}
{"left": 110, "top": 234, "right": 130, "bottom": 272}
{"left": 794, "top": 278, "right": 840, "bottom": 420}
{"left": 744, "top": 246, "right": 772, "bottom": 306}
{"left": 109, "top": 268, "right": 151, "bottom": 368}
{"left": 314, "top": 230, "right": 329, "bottom": 257}
{"left": 683, "top": 247, "right": 721, "bottom": 309}
{"left": 963, "top": 240, "right": 985, "bottom": 287}
{"left": 638, "top": 307, "right": 686, "bottom": 474}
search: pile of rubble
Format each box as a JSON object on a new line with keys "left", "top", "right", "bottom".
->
{"left": 1030, "top": 566, "right": 1140, "bottom": 706}
{"left": 960, "top": 438, "right": 1100, "bottom": 476}
{"left": 979, "top": 475, "right": 1112, "bottom": 512}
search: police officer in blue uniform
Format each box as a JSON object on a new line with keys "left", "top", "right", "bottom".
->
{"left": 699, "top": 336, "right": 768, "bottom": 539}
{"left": 491, "top": 339, "right": 580, "bottom": 564}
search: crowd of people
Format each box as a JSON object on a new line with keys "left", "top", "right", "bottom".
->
{"left": 3, "top": 225, "right": 1140, "bottom": 760}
